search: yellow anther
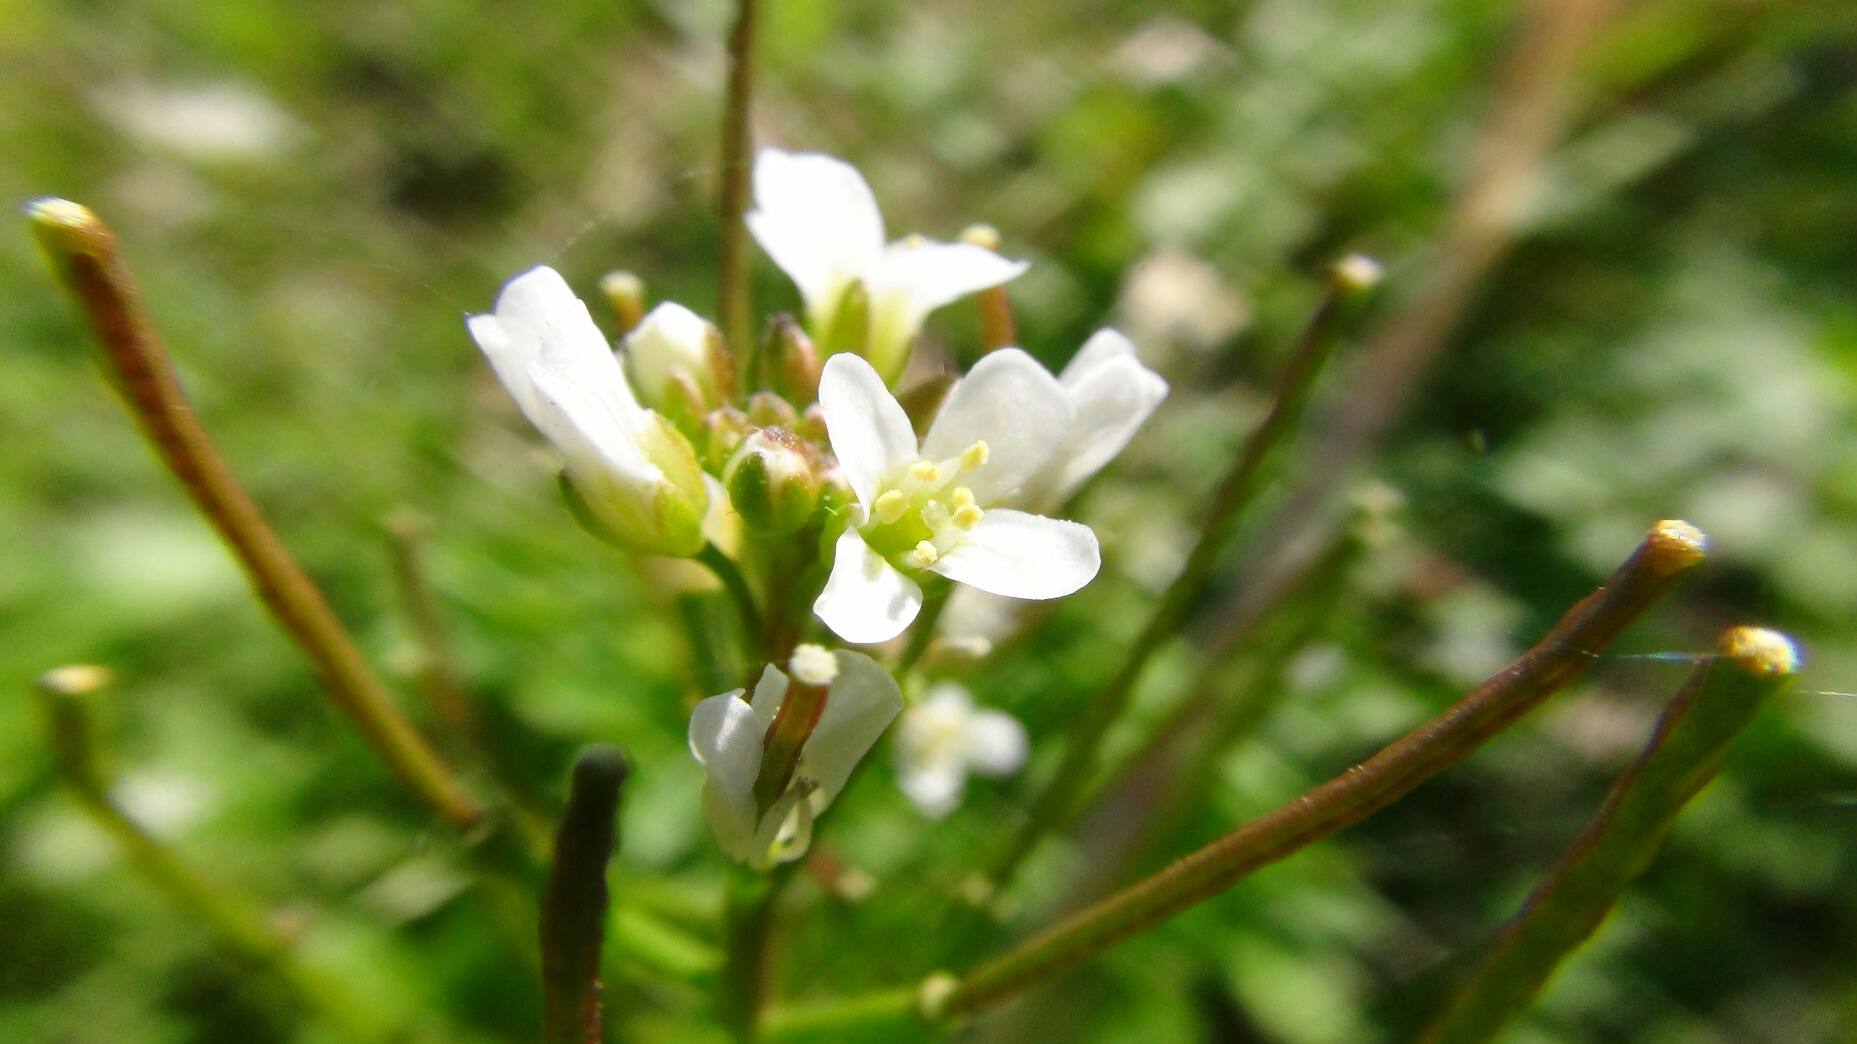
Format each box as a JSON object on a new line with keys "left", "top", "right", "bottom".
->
{"left": 953, "top": 505, "right": 984, "bottom": 530}
{"left": 910, "top": 461, "right": 943, "bottom": 483}
{"left": 950, "top": 487, "right": 976, "bottom": 511}
{"left": 912, "top": 541, "right": 940, "bottom": 567}
{"left": 959, "top": 441, "right": 989, "bottom": 471}
{"left": 874, "top": 489, "right": 908, "bottom": 525}
{"left": 903, "top": 233, "right": 926, "bottom": 249}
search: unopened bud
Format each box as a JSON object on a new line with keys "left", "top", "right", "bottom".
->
{"left": 760, "top": 314, "right": 822, "bottom": 403}
{"left": 600, "top": 270, "right": 646, "bottom": 335}
{"left": 725, "top": 428, "right": 821, "bottom": 534}
{"left": 703, "top": 407, "right": 750, "bottom": 472}
{"left": 746, "top": 390, "right": 799, "bottom": 430}
{"left": 820, "top": 279, "right": 870, "bottom": 361}
{"left": 624, "top": 302, "right": 733, "bottom": 416}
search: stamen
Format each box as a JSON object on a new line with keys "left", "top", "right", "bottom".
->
{"left": 912, "top": 541, "right": 940, "bottom": 567}
{"left": 910, "top": 461, "right": 943, "bottom": 483}
{"left": 874, "top": 489, "right": 908, "bottom": 525}
{"left": 950, "top": 487, "right": 976, "bottom": 511}
{"left": 953, "top": 504, "right": 984, "bottom": 530}
{"left": 959, "top": 441, "right": 989, "bottom": 471}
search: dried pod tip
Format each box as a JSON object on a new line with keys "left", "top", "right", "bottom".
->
{"left": 1648, "top": 519, "right": 1709, "bottom": 573}
{"left": 1719, "top": 626, "right": 1800, "bottom": 678}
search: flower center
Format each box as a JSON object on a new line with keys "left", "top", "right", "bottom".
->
{"left": 860, "top": 440, "right": 989, "bottom": 568}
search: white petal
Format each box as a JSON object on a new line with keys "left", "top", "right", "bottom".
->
{"left": 1058, "top": 327, "right": 1142, "bottom": 385}
{"left": 921, "top": 349, "right": 1070, "bottom": 504}
{"left": 748, "top": 663, "right": 788, "bottom": 725}
{"left": 1024, "top": 330, "right": 1169, "bottom": 505}
{"left": 800, "top": 650, "right": 903, "bottom": 806}
{"left": 814, "top": 528, "right": 923, "bottom": 644}
{"left": 963, "top": 709, "right": 1028, "bottom": 777}
{"left": 745, "top": 149, "right": 886, "bottom": 316}
{"left": 688, "top": 690, "right": 763, "bottom": 810}
{"left": 869, "top": 238, "right": 1028, "bottom": 324}
{"left": 701, "top": 779, "right": 760, "bottom": 862}
{"left": 929, "top": 509, "right": 1099, "bottom": 600}
{"left": 469, "top": 266, "right": 643, "bottom": 423}
{"left": 818, "top": 353, "right": 919, "bottom": 509}
{"left": 897, "top": 761, "right": 965, "bottom": 820}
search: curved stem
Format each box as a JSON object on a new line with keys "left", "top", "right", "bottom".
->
{"left": 989, "top": 256, "right": 1380, "bottom": 888}
{"left": 937, "top": 520, "right": 1706, "bottom": 1018}
{"left": 28, "top": 199, "right": 481, "bottom": 831}
{"left": 698, "top": 542, "right": 765, "bottom": 650}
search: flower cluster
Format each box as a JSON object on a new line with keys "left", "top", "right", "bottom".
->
{"left": 468, "top": 148, "right": 1166, "bottom": 854}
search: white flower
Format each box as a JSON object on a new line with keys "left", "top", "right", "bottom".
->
{"left": 468, "top": 266, "right": 709, "bottom": 557}
{"left": 895, "top": 683, "right": 1027, "bottom": 819}
{"left": 746, "top": 148, "right": 1028, "bottom": 381}
{"left": 813, "top": 351, "right": 1101, "bottom": 645}
{"left": 687, "top": 648, "right": 902, "bottom": 866}
{"left": 1015, "top": 329, "right": 1170, "bottom": 511}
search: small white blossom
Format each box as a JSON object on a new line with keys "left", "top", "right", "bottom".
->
{"left": 813, "top": 351, "right": 1101, "bottom": 645}
{"left": 687, "top": 650, "right": 901, "bottom": 866}
{"left": 746, "top": 148, "right": 1028, "bottom": 381}
{"left": 896, "top": 684, "right": 1027, "bottom": 819}
{"left": 467, "top": 266, "right": 709, "bottom": 557}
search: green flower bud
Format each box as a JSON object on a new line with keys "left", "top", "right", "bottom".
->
{"left": 724, "top": 428, "right": 821, "bottom": 535}
{"left": 758, "top": 314, "right": 822, "bottom": 403}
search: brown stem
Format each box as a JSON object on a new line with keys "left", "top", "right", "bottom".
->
{"left": 28, "top": 198, "right": 481, "bottom": 831}
{"left": 940, "top": 519, "right": 1706, "bottom": 1018}
{"left": 717, "top": 0, "right": 760, "bottom": 361}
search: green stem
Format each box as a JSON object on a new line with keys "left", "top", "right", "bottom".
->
{"left": 719, "top": 862, "right": 796, "bottom": 1042}
{"left": 989, "top": 255, "right": 1382, "bottom": 888}
{"left": 761, "top": 985, "right": 920, "bottom": 1040}
{"left": 28, "top": 199, "right": 482, "bottom": 831}
{"left": 542, "top": 747, "right": 629, "bottom": 1044}
{"left": 896, "top": 578, "right": 953, "bottom": 674}
{"left": 936, "top": 519, "right": 1706, "bottom": 1019}
{"left": 698, "top": 542, "right": 765, "bottom": 651}
{"left": 1419, "top": 627, "right": 1798, "bottom": 1044}
{"left": 717, "top": 0, "right": 760, "bottom": 361}
{"left": 385, "top": 509, "right": 480, "bottom": 758}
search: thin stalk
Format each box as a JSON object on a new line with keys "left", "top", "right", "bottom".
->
{"left": 960, "top": 225, "right": 1016, "bottom": 353}
{"left": 35, "top": 671, "right": 401, "bottom": 1041}
{"left": 1419, "top": 627, "right": 1798, "bottom": 1044}
{"left": 697, "top": 541, "right": 765, "bottom": 652}
{"left": 989, "top": 255, "right": 1382, "bottom": 887}
{"left": 542, "top": 746, "right": 629, "bottom": 1044}
{"left": 761, "top": 985, "right": 920, "bottom": 1040}
{"left": 936, "top": 519, "right": 1706, "bottom": 1019}
{"left": 27, "top": 199, "right": 481, "bottom": 831}
{"left": 717, "top": 0, "right": 760, "bottom": 361}
{"left": 896, "top": 578, "right": 953, "bottom": 674}
{"left": 385, "top": 510, "right": 479, "bottom": 755}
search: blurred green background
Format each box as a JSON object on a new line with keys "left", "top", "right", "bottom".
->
{"left": 3, "top": 0, "right": 1856, "bottom": 1040}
